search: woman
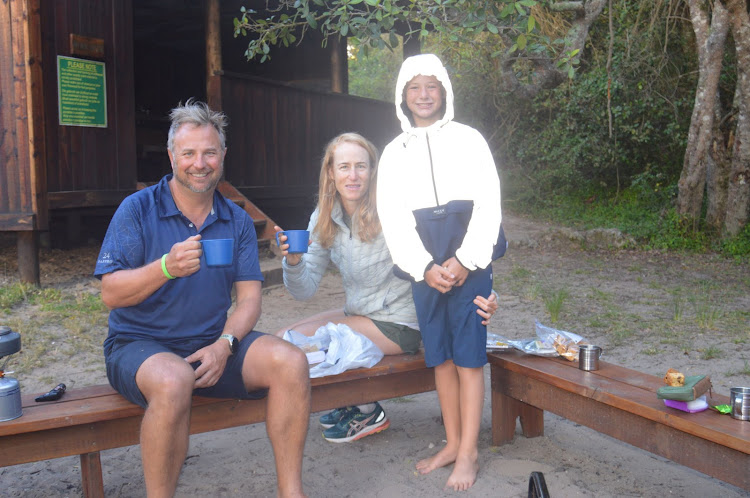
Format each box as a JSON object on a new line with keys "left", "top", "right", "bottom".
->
{"left": 274, "top": 132, "right": 498, "bottom": 443}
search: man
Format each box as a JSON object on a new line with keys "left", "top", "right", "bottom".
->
{"left": 95, "top": 99, "right": 309, "bottom": 498}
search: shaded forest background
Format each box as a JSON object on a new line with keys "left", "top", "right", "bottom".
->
{"left": 296, "top": 0, "right": 750, "bottom": 257}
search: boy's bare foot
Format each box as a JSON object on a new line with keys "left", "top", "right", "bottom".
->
{"left": 416, "top": 446, "right": 457, "bottom": 475}
{"left": 444, "top": 454, "right": 479, "bottom": 491}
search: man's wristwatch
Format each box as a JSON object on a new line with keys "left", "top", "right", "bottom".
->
{"left": 220, "top": 334, "right": 239, "bottom": 355}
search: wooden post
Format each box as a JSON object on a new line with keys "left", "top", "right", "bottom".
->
{"left": 80, "top": 452, "right": 104, "bottom": 498}
{"left": 403, "top": 34, "right": 421, "bottom": 59}
{"left": 330, "top": 36, "right": 347, "bottom": 93}
{"left": 17, "top": 231, "right": 40, "bottom": 286}
{"left": 206, "top": 0, "right": 222, "bottom": 110}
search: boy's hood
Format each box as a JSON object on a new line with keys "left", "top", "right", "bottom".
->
{"left": 394, "top": 54, "right": 454, "bottom": 134}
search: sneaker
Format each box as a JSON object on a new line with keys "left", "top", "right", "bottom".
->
{"left": 323, "top": 402, "right": 390, "bottom": 443}
{"left": 319, "top": 406, "right": 359, "bottom": 429}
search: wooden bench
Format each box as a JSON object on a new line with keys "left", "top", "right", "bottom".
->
{"left": 488, "top": 350, "right": 750, "bottom": 492}
{"left": 0, "top": 353, "right": 435, "bottom": 497}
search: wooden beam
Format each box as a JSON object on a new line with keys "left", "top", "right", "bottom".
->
{"left": 0, "top": 214, "right": 36, "bottom": 230}
{"left": 17, "top": 230, "right": 40, "bottom": 285}
{"left": 47, "top": 189, "right": 135, "bottom": 210}
{"left": 23, "top": 0, "right": 48, "bottom": 231}
{"left": 205, "top": 0, "right": 222, "bottom": 110}
{"left": 330, "top": 36, "right": 347, "bottom": 93}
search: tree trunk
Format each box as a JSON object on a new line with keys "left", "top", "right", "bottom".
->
{"left": 723, "top": 0, "right": 750, "bottom": 237}
{"left": 677, "top": 0, "right": 730, "bottom": 229}
{"left": 704, "top": 92, "right": 730, "bottom": 232}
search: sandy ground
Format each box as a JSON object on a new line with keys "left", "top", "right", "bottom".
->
{"left": 1, "top": 214, "right": 749, "bottom": 497}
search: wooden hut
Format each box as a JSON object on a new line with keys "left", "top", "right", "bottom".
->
{"left": 1, "top": 0, "right": 414, "bottom": 283}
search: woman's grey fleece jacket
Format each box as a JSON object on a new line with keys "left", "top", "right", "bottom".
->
{"left": 282, "top": 201, "right": 418, "bottom": 326}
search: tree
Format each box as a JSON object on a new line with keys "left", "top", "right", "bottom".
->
{"left": 723, "top": 0, "right": 750, "bottom": 237}
{"left": 237, "top": 0, "right": 749, "bottom": 239}
{"left": 677, "top": 0, "right": 749, "bottom": 237}
{"left": 234, "top": 0, "right": 606, "bottom": 98}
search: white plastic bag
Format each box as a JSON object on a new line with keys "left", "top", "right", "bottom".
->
{"left": 283, "top": 323, "right": 384, "bottom": 378}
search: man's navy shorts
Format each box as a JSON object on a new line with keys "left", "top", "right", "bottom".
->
{"left": 105, "top": 331, "right": 268, "bottom": 408}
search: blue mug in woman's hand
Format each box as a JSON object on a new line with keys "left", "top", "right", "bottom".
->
{"left": 276, "top": 230, "right": 310, "bottom": 254}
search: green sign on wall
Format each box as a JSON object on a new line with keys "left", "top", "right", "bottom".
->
{"left": 57, "top": 55, "right": 107, "bottom": 127}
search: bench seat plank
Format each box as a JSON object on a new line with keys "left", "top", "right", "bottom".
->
{"left": 489, "top": 352, "right": 748, "bottom": 453}
{"left": 0, "top": 354, "right": 434, "bottom": 469}
{"left": 489, "top": 350, "right": 750, "bottom": 491}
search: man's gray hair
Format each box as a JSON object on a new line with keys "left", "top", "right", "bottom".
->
{"left": 167, "top": 98, "right": 228, "bottom": 152}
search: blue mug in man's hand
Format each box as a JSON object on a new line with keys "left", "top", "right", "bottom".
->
{"left": 202, "top": 239, "right": 234, "bottom": 267}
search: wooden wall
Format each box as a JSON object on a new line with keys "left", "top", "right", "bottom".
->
{"left": 220, "top": 72, "right": 399, "bottom": 228}
{"left": 0, "top": 0, "right": 46, "bottom": 231}
{"left": 41, "top": 0, "right": 137, "bottom": 209}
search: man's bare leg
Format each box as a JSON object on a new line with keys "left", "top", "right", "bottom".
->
{"left": 136, "top": 353, "right": 196, "bottom": 498}
{"left": 243, "top": 334, "right": 310, "bottom": 497}
{"left": 445, "top": 366, "right": 484, "bottom": 491}
{"left": 416, "top": 359, "right": 461, "bottom": 474}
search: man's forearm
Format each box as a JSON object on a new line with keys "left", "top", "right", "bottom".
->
{"left": 100, "top": 258, "right": 169, "bottom": 309}
{"left": 221, "top": 281, "right": 262, "bottom": 341}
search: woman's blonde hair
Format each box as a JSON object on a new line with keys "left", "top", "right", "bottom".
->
{"left": 314, "top": 133, "right": 381, "bottom": 248}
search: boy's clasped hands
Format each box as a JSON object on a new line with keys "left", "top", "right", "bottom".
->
{"left": 424, "top": 256, "right": 469, "bottom": 293}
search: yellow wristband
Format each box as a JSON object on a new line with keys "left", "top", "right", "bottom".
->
{"left": 161, "top": 254, "right": 176, "bottom": 280}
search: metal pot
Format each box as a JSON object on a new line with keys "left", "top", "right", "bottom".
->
{"left": 0, "top": 326, "right": 22, "bottom": 422}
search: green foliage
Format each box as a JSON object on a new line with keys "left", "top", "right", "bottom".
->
{"left": 720, "top": 224, "right": 750, "bottom": 260}
{"left": 0, "top": 283, "right": 35, "bottom": 311}
{"left": 348, "top": 37, "right": 402, "bottom": 102}
{"left": 234, "top": 1, "right": 553, "bottom": 65}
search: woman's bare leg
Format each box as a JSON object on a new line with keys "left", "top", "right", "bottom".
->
{"left": 273, "top": 309, "right": 404, "bottom": 355}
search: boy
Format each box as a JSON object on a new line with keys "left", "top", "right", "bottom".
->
{"left": 377, "top": 54, "right": 502, "bottom": 491}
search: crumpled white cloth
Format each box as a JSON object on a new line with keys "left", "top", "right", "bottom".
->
{"left": 283, "top": 323, "right": 384, "bottom": 378}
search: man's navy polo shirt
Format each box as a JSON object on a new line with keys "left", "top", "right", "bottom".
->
{"left": 95, "top": 175, "right": 263, "bottom": 354}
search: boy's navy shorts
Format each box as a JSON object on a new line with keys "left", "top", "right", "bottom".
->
{"left": 105, "top": 331, "right": 268, "bottom": 408}
{"left": 412, "top": 266, "right": 492, "bottom": 369}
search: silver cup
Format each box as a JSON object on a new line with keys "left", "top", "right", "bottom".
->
{"left": 579, "top": 345, "right": 602, "bottom": 371}
{"left": 730, "top": 387, "right": 750, "bottom": 421}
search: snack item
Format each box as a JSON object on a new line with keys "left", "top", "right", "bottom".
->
{"left": 664, "top": 368, "right": 685, "bottom": 387}
{"left": 553, "top": 334, "right": 585, "bottom": 361}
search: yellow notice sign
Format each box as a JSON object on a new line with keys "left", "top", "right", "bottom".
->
{"left": 57, "top": 56, "right": 107, "bottom": 127}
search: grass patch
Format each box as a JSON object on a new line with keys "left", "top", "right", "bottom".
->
{"left": 642, "top": 346, "right": 661, "bottom": 356}
{"left": 509, "top": 183, "right": 750, "bottom": 257}
{"left": 610, "top": 327, "right": 635, "bottom": 346}
{"left": 510, "top": 265, "right": 533, "bottom": 280}
{"left": 701, "top": 345, "right": 722, "bottom": 360}
{"left": 726, "top": 360, "right": 750, "bottom": 377}
{"left": 0, "top": 282, "right": 37, "bottom": 311}
{"left": 689, "top": 282, "right": 722, "bottom": 329}
{"left": 524, "top": 282, "right": 542, "bottom": 301}
{"left": 543, "top": 288, "right": 570, "bottom": 323}
{"left": 671, "top": 295, "right": 685, "bottom": 322}
{"left": 0, "top": 284, "right": 109, "bottom": 372}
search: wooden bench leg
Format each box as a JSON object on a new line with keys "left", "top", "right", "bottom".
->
{"left": 491, "top": 365, "right": 544, "bottom": 445}
{"left": 80, "top": 452, "right": 104, "bottom": 498}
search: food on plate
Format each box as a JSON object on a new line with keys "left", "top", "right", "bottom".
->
{"left": 664, "top": 368, "right": 685, "bottom": 387}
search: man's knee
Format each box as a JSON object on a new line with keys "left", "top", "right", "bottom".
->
{"left": 244, "top": 336, "right": 309, "bottom": 387}
{"left": 137, "top": 354, "right": 195, "bottom": 407}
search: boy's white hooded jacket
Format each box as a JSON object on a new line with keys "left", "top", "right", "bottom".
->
{"left": 377, "top": 54, "right": 502, "bottom": 282}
